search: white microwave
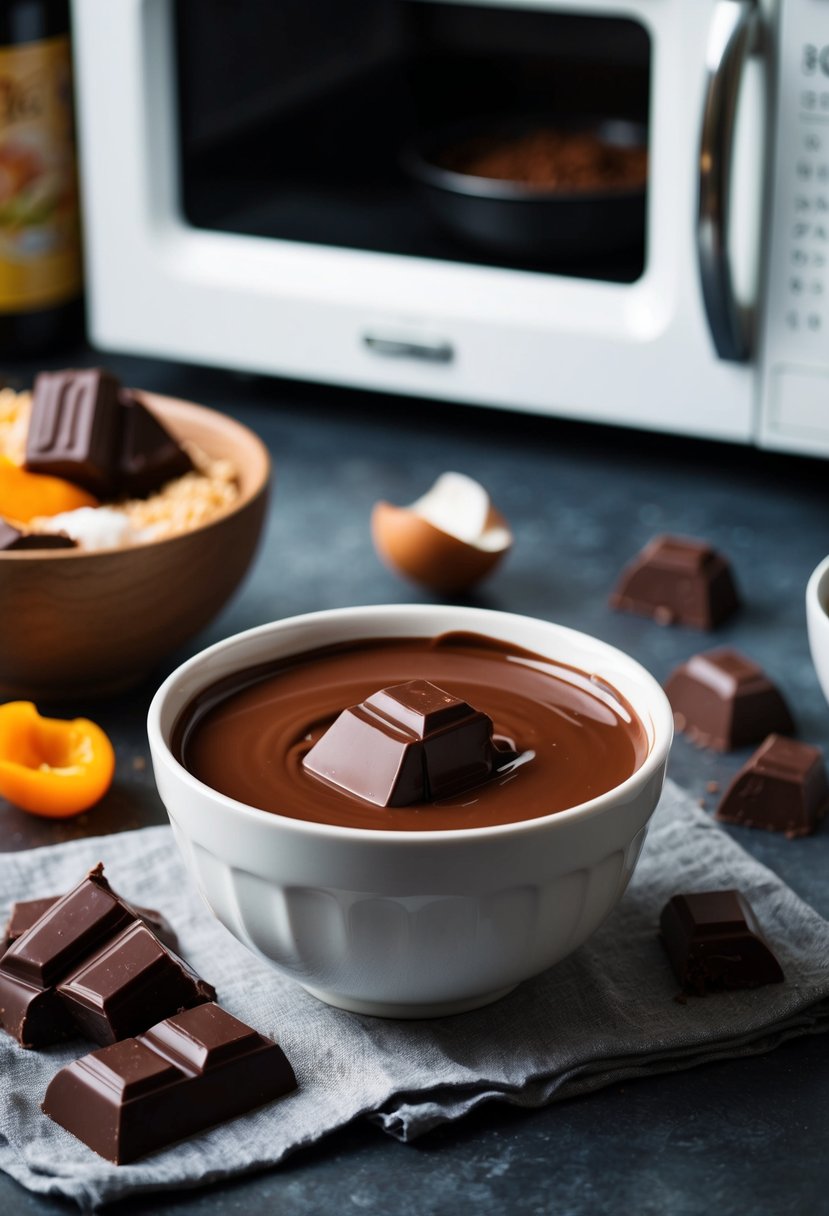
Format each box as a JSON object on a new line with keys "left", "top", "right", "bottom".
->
{"left": 71, "top": 0, "right": 829, "bottom": 456}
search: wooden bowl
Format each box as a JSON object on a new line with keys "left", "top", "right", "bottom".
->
{"left": 0, "top": 392, "right": 270, "bottom": 700}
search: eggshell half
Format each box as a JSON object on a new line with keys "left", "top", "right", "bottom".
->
{"left": 371, "top": 500, "right": 511, "bottom": 593}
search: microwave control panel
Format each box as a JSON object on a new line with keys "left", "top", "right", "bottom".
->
{"left": 760, "top": 0, "right": 829, "bottom": 453}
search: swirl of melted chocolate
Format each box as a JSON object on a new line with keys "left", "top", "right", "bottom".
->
{"left": 174, "top": 632, "right": 648, "bottom": 832}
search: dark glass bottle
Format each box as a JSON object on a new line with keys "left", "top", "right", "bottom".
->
{"left": 0, "top": 0, "right": 83, "bottom": 357}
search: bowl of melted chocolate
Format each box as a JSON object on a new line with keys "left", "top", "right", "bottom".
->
{"left": 149, "top": 605, "right": 673, "bottom": 1017}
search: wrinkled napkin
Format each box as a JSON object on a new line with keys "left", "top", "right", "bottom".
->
{"left": 1, "top": 779, "right": 828, "bottom": 1211}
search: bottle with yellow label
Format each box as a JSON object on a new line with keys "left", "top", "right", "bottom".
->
{"left": 0, "top": 0, "right": 83, "bottom": 356}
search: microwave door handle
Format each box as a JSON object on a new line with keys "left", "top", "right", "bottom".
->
{"left": 697, "top": 0, "right": 758, "bottom": 362}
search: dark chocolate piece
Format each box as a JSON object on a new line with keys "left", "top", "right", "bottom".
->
{"left": 42, "top": 1002, "right": 297, "bottom": 1164}
{"left": 0, "top": 866, "right": 129, "bottom": 1046}
{"left": 0, "top": 519, "right": 76, "bottom": 550}
{"left": 665, "top": 648, "right": 795, "bottom": 751}
{"left": 1, "top": 897, "right": 56, "bottom": 955}
{"left": 660, "top": 890, "right": 784, "bottom": 994}
{"left": 2, "top": 894, "right": 177, "bottom": 957}
{"left": 0, "top": 865, "right": 213, "bottom": 1048}
{"left": 302, "top": 678, "right": 496, "bottom": 806}
{"left": 716, "top": 734, "right": 829, "bottom": 837}
{"left": 25, "top": 369, "right": 121, "bottom": 497}
{"left": 117, "top": 390, "right": 193, "bottom": 497}
{"left": 57, "top": 920, "right": 214, "bottom": 1046}
{"left": 610, "top": 534, "right": 740, "bottom": 630}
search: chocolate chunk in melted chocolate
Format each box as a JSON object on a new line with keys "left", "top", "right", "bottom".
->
{"left": 0, "top": 865, "right": 213, "bottom": 1048}
{"left": 610, "top": 535, "right": 740, "bottom": 630}
{"left": 716, "top": 734, "right": 829, "bottom": 837}
{"left": 0, "top": 518, "right": 76, "bottom": 550}
{"left": 302, "top": 678, "right": 497, "bottom": 806}
{"left": 117, "top": 390, "right": 193, "bottom": 497}
{"left": 42, "top": 1002, "right": 297, "bottom": 1164}
{"left": 665, "top": 648, "right": 795, "bottom": 751}
{"left": 660, "top": 890, "right": 784, "bottom": 995}
{"left": 26, "top": 369, "right": 121, "bottom": 497}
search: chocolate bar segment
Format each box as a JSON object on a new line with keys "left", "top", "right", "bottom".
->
{"left": 0, "top": 868, "right": 128, "bottom": 1045}
{"left": 2, "top": 894, "right": 177, "bottom": 957}
{"left": 0, "top": 865, "right": 213, "bottom": 1048}
{"left": 25, "top": 369, "right": 121, "bottom": 497}
{"left": 117, "top": 390, "right": 193, "bottom": 497}
{"left": 610, "top": 534, "right": 740, "bottom": 630}
{"left": 716, "top": 734, "right": 829, "bottom": 837}
{"left": 665, "top": 648, "right": 795, "bottom": 751}
{"left": 57, "top": 920, "right": 214, "bottom": 1046}
{"left": 302, "top": 678, "right": 496, "bottom": 806}
{"left": 2, "top": 866, "right": 132, "bottom": 988}
{"left": 1, "top": 897, "right": 57, "bottom": 954}
{"left": 0, "top": 519, "right": 76, "bottom": 550}
{"left": 660, "top": 890, "right": 784, "bottom": 994}
{"left": 42, "top": 1003, "right": 298, "bottom": 1164}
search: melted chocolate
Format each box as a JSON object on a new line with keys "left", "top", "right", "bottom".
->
{"left": 175, "top": 633, "right": 649, "bottom": 832}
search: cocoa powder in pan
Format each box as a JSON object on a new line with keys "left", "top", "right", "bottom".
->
{"left": 439, "top": 127, "right": 648, "bottom": 192}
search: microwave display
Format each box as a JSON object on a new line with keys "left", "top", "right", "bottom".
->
{"left": 174, "top": 0, "right": 651, "bottom": 283}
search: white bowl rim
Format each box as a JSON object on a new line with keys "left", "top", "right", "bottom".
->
{"left": 806, "top": 554, "right": 829, "bottom": 616}
{"left": 148, "top": 604, "right": 674, "bottom": 845}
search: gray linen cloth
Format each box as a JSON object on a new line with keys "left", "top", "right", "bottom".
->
{"left": 1, "top": 779, "right": 828, "bottom": 1211}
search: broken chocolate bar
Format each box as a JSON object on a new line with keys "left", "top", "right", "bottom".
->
{"left": 0, "top": 865, "right": 213, "bottom": 1047}
{"left": 42, "top": 1002, "right": 297, "bottom": 1164}
{"left": 117, "top": 390, "right": 193, "bottom": 497}
{"left": 302, "top": 678, "right": 496, "bottom": 806}
{"left": 660, "top": 889, "right": 784, "bottom": 994}
{"left": 1, "top": 894, "right": 177, "bottom": 957}
{"left": 26, "top": 369, "right": 121, "bottom": 497}
{"left": 665, "top": 648, "right": 795, "bottom": 751}
{"left": 716, "top": 733, "right": 829, "bottom": 837}
{"left": 23, "top": 370, "right": 194, "bottom": 502}
{"left": 57, "top": 920, "right": 212, "bottom": 1046}
{"left": 0, "top": 519, "right": 76, "bottom": 550}
{"left": 610, "top": 535, "right": 740, "bottom": 630}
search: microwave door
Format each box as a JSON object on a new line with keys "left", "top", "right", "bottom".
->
{"left": 73, "top": 0, "right": 760, "bottom": 444}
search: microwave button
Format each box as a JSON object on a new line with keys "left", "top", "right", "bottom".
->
{"left": 362, "top": 333, "right": 454, "bottom": 364}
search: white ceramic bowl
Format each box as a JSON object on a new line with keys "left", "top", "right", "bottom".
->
{"left": 148, "top": 605, "right": 673, "bottom": 1018}
{"left": 807, "top": 555, "right": 829, "bottom": 708}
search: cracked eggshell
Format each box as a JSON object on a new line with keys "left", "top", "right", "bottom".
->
{"left": 371, "top": 472, "right": 512, "bottom": 594}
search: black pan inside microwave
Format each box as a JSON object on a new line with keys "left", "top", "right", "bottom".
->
{"left": 174, "top": 0, "right": 651, "bottom": 283}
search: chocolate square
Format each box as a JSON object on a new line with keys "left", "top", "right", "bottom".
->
{"left": 42, "top": 1003, "right": 297, "bottom": 1163}
{"left": 57, "top": 920, "right": 213, "bottom": 1046}
{"left": 117, "top": 390, "right": 193, "bottom": 497}
{"left": 665, "top": 648, "right": 794, "bottom": 751}
{"left": 25, "top": 369, "right": 121, "bottom": 497}
{"left": 610, "top": 535, "right": 740, "bottom": 630}
{"left": 2, "top": 894, "right": 177, "bottom": 958}
{"left": 660, "top": 890, "right": 784, "bottom": 994}
{"left": 716, "top": 734, "right": 829, "bottom": 837}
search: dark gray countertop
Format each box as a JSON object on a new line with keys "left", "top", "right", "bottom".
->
{"left": 1, "top": 351, "right": 828, "bottom": 1214}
